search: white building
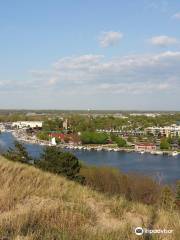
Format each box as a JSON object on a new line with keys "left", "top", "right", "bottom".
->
{"left": 12, "top": 121, "right": 43, "bottom": 129}
{"left": 0, "top": 123, "right": 6, "bottom": 132}
{"left": 145, "top": 124, "right": 180, "bottom": 137}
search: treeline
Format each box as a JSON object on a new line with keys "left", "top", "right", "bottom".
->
{"left": 0, "top": 113, "right": 46, "bottom": 122}
{"left": 3, "top": 141, "right": 180, "bottom": 208}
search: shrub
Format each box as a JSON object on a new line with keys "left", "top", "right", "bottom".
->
{"left": 81, "top": 166, "right": 161, "bottom": 205}
{"left": 175, "top": 181, "right": 180, "bottom": 207}
{"left": 159, "top": 185, "right": 174, "bottom": 210}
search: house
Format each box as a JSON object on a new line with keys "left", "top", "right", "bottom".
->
{"left": 48, "top": 132, "right": 80, "bottom": 144}
{"left": 48, "top": 133, "right": 66, "bottom": 141}
{"left": 12, "top": 121, "right": 43, "bottom": 129}
{"left": 135, "top": 143, "right": 156, "bottom": 152}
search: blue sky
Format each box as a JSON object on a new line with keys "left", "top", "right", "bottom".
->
{"left": 0, "top": 0, "right": 180, "bottom": 110}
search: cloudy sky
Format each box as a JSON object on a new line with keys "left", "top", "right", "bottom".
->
{"left": 0, "top": 0, "right": 180, "bottom": 110}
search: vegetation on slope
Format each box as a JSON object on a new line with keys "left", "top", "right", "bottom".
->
{"left": 0, "top": 156, "right": 180, "bottom": 240}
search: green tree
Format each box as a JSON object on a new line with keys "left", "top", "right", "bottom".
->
{"left": 116, "top": 137, "right": 127, "bottom": 147}
{"left": 81, "top": 132, "right": 109, "bottom": 144}
{"left": 37, "top": 131, "right": 49, "bottom": 140}
{"left": 4, "top": 141, "right": 31, "bottom": 164}
{"left": 160, "top": 138, "right": 170, "bottom": 150}
{"left": 36, "top": 146, "right": 84, "bottom": 183}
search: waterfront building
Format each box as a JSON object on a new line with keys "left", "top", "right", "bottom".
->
{"left": 145, "top": 125, "right": 180, "bottom": 137}
{"left": 12, "top": 121, "right": 43, "bottom": 129}
{"left": 135, "top": 143, "right": 156, "bottom": 152}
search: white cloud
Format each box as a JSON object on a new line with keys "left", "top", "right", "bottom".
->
{"left": 2, "top": 51, "right": 180, "bottom": 98}
{"left": 149, "top": 35, "right": 178, "bottom": 46}
{"left": 28, "top": 51, "right": 180, "bottom": 97}
{"left": 2, "top": 51, "right": 180, "bottom": 109}
{"left": 99, "top": 31, "right": 123, "bottom": 48}
{"left": 172, "top": 12, "right": 180, "bottom": 19}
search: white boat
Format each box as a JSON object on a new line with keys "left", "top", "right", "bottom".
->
{"left": 140, "top": 151, "right": 145, "bottom": 154}
{"left": 107, "top": 148, "right": 113, "bottom": 151}
{"left": 77, "top": 146, "right": 83, "bottom": 150}
{"left": 97, "top": 147, "right": 102, "bottom": 151}
{"left": 113, "top": 148, "right": 119, "bottom": 152}
{"left": 171, "top": 151, "right": 179, "bottom": 157}
{"left": 153, "top": 151, "right": 163, "bottom": 155}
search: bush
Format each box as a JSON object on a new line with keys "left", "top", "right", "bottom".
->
{"left": 160, "top": 185, "right": 174, "bottom": 210}
{"left": 175, "top": 181, "right": 180, "bottom": 207}
{"left": 80, "top": 166, "right": 161, "bottom": 205}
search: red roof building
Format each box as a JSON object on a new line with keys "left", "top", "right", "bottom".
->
{"left": 135, "top": 143, "right": 156, "bottom": 152}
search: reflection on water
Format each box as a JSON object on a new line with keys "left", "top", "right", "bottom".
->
{"left": 0, "top": 132, "right": 180, "bottom": 184}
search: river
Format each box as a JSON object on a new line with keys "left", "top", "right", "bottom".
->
{"left": 0, "top": 132, "right": 180, "bottom": 184}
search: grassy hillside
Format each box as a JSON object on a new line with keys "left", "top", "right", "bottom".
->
{"left": 0, "top": 156, "right": 179, "bottom": 240}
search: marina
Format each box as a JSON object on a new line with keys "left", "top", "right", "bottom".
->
{"left": 0, "top": 131, "right": 180, "bottom": 184}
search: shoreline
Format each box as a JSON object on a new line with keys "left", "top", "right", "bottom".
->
{"left": 9, "top": 130, "right": 180, "bottom": 157}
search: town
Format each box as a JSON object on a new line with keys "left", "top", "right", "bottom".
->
{"left": 0, "top": 111, "right": 180, "bottom": 156}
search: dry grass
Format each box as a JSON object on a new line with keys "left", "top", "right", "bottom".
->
{"left": 0, "top": 156, "right": 179, "bottom": 240}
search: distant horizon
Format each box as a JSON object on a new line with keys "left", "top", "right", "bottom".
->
{"left": 0, "top": 108, "right": 180, "bottom": 113}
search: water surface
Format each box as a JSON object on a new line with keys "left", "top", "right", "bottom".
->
{"left": 0, "top": 132, "right": 180, "bottom": 184}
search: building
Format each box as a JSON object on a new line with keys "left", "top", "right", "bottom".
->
{"left": 135, "top": 143, "right": 156, "bottom": 152}
{"left": 63, "top": 119, "right": 68, "bottom": 130}
{"left": 48, "top": 133, "right": 66, "bottom": 141}
{"left": 48, "top": 132, "right": 80, "bottom": 144}
{"left": 145, "top": 125, "right": 180, "bottom": 137}
{"left": 12, "top": 121, "right": 43, "bottom": 129}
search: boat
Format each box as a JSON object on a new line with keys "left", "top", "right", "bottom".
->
{"left": 113, "top": 148, "right": 119, "bottom": 152}
{"left": 97, "top": 147, "right": 102, "bottom": 151}
{"left": 140, "top": 151, "right": 145, "bottom": 154}
{"left": 107, "top": 148, "right": 113, "bottom": 151}
{"left": 86, "top": 147, "right": 91, "bottom": 151}
{"left": 171, "top": 151, "right": 179, "bottom": 157}
{"left": 153, "top": 151, "right": 163, "bottom": 155}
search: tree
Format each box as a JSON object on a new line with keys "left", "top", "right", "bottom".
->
{"left": 36, "top": 146, "right": 84, "bottom": 183}
{"left": 160, "top": 138, "right": 170, "bottom": 150}
{"left": 80, "top": 132, "right": 109, "bottom": 144}
{"left": 4, "top": 141, "right": 31, "bottom": 164}
{"left": 116, "top": 137, "right": 127, "bottom": 147}
{"left": 37, "top": 131, "right": 49, "bottom": 140}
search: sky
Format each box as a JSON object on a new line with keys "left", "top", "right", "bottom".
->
{"left": 0, "top": 0, "right": 180, "bottom": 110}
